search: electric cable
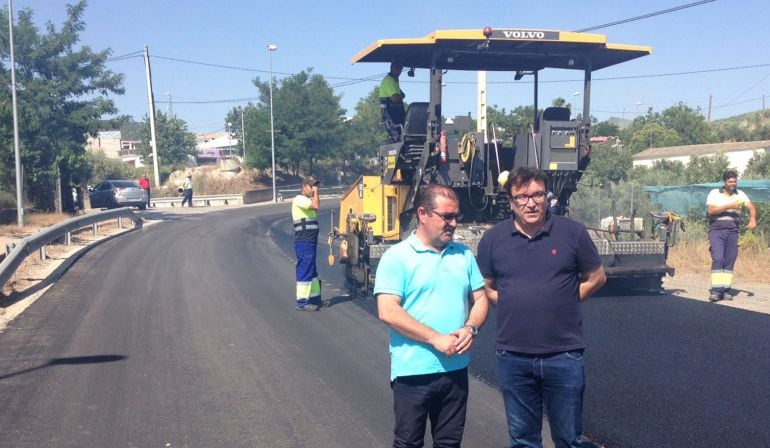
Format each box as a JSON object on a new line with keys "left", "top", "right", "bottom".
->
{"left": 574, "top": 0, "right": 716, "bottom": 32}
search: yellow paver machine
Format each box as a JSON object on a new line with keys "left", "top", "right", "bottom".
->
{"left": 331, "top": 27, "right": 681, "bottom": 296}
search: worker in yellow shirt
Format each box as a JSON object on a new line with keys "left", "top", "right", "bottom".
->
{"left": 380, "top": 61, "right": 406, "bottom": 143}
{"left": 292, "top": 176, "right": 322, "bottom": 311}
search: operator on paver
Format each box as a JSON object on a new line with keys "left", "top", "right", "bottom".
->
{"left": 706, "top": 170, "right": 757, "bottom": 302}
{"left": 380, "top": 61, "right": 406, "bottom": 143}
{"left": 292, "top": 176, "right": 322, "bottom": 311}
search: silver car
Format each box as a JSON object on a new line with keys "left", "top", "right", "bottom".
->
{"left": 88, "top": 180, "right": 148, "bottom": 210}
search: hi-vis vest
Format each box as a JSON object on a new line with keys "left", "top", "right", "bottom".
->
{"left": 292, "top": 194, "right": 319, "bottom": 242}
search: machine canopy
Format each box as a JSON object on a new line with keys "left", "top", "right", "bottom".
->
{"left": 352, "top": 28, "right": 651, "bottom": 72}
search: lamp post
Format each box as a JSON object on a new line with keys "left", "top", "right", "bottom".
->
{"left": 227, "top": 121, "right": 232, "bottom": 157}
{"left": 267, "top": 44, "right": 278, "bottom": 203}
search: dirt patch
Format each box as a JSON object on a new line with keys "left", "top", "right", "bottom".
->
{"left": 665, "top": 240, "right": 770, "bottom": 314}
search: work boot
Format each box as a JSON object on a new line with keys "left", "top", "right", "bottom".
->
{"left": 296, "top": 303, "right": 319, "bottom": 311}
{"left": 708, "top": 292, "right": 722, "bottom": 302}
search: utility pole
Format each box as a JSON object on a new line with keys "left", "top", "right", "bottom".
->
{"left": 8, "top": 0, "right": 23, "bottom": 227}
{"left": 707, "top": 94, "right": 712, "bottom": 123}
{"left": 144, "top": 46, "right": 161, "bottom": 188}
{"left": 241, "top": 110, "right": 246, "bottom": 160}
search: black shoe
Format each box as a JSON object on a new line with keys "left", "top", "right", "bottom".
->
{"left": 296, "top": 303, "right": 319, "bottom": 311}
{"left": 708, "top": 292, "right": 722, "bottom": 302}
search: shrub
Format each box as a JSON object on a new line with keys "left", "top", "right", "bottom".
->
{"left": 0, "top": 190, "right": 15, "bottom": 209}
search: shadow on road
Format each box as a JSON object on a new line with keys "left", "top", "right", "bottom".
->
{"left": 322, "top": 294, "right": 355, "bottom": 308}
{"left": 0, "top": 354, "right": 127, "bottom": 380}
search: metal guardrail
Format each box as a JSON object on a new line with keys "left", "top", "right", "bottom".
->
{"left": 277, "top": 185, "right": 349, "bottom": 202}
{"left": 150, "top": 194, "right": 244, "bottom": 208}
{"left": 0, "top": 207, "right": 143, "bottom": 290}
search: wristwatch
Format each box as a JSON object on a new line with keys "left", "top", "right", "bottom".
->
{"left": 464, "top": 324, "right": 478, "bottom": 336}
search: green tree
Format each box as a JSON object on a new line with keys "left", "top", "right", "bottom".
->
{"left": 659, "top": 102, "right": 715, "bottom": 145}
{"left": 139, "top": 111, "right": 198, "bottom": 166}
{"left": 86, "top": 150, "right": 134, "bottom": 183}
{"left": 742, "top": 150, "right": 770, "bottom": 179}
{"left": 713, "top": 109, "right": 770, "bottom": 142}
{"left": 684, "top": 153, "right": 732, "bottom": 184}
{"left": 252, "top": 69, "right": 345, "bottom": 175}
{"left": 625, "top": 121, "right": 682, "bottom": 154}
{"left": 586, "top": 141, "right": 632, "bottom": 184}
{"left": 226, "top": 104, "right": 271, "bottom": 169}
{"left": 630, "top": 159, "right": 687, "bottom": 186}
{"left": 487, "top": 104, "right": 536, "bottom": 145}
{"left": 0, "top": 1, "right": 124, "bottom": 211}
{"left": 593, "top": 120, "right": 620, "bottom": 137}
{"left": 338, "top": 87, "right": 385, "bottom": 177}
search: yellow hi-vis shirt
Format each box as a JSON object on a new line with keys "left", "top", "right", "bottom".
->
{"left": 292, "top": 194, "right": 319, "bottom": 242}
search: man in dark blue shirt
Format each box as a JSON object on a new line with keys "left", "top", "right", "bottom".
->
{"left": 477, "top": 167, "right": 606, "bottom": 448}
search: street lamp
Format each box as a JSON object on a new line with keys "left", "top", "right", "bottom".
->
{"left": 267, "top": 43, "right": 278, "bottom": 203}
{"left": 227, "top": 121, "right": 232, "bottom": 157}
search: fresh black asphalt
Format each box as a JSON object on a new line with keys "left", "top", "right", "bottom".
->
{"left": 0, "top": 202, "right": 768, "bottom": 447}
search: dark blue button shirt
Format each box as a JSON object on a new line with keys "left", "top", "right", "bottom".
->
{"left": 477, "top": 214, "right": 602, "bottom": 354}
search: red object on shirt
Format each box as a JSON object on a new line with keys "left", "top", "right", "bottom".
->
{"left": 138, "top": 178, "right": 150, "bottom": 190}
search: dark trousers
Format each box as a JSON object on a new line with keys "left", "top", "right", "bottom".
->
{"left": 181, "top": 189, "right": 193, "bottom": 207}
{"left": 391, "top": 368, "right": 469, "bottom": 448}
{"left": 708, "top": 227, "right": 739, "bottom": 294}
{"left": 496, "top": 350, "right": 585, "bottom": 448}
{"left": 381, "top": 104, "right": 404, "bottom": 144}
{"left": 144, "top": 189, "right": 151, "bottom": 207}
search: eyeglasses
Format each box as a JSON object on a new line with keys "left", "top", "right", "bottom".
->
{"left": 427, "top": 209, "right": 462, "bottom": 223}
{"left": 510, "top": 191, "right": 547, "bottom": 206}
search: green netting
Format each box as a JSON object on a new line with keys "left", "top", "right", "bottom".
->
{"left": 643, "top": 180, "right": 770, "bottom": 215}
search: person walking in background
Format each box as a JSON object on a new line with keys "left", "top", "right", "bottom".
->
{"left": 181, "top": 174, "right": 193, "bottom": 207}
{"left": 374, "top": 184, "right": 489, "bottom": 448}
{"left": 477, "top": 167, "right": 606, "bottom": 448}
{"left": 138, "top": 173, "right": 151, "bottom": 208}
{"left": 706, "top": 170, "right": 757, "bottom": 302}
{"left": 380, "top": 61, "right": 406, "bottom": 144}
{"left": 292, "top": 176, "right": 322, "bottom": 311}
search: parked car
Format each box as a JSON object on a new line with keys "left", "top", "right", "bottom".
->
{"left": 88, "top": 180, "right": 148, "bottom": 210}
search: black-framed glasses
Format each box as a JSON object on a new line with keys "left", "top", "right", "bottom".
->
{"left": 427, "top": 209, "right": 462, "bottom": 223}
{"left": 510, "top": 191, "right": 547, "bottom": 206}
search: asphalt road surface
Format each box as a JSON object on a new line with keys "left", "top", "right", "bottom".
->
{"left": 1, "top": 202, "right": 768, "bottom": 447}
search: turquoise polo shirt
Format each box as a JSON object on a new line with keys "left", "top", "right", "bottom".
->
{"left": 374, "top": 234, "right": 485, "bottom": 381}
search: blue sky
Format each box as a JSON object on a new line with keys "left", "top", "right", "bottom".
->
{"left": 13, "top": 0, "right": 770, "bottom": 134}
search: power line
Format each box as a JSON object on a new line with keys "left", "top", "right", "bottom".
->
{"left": 574, "top": 0, "right": 716, "bottom": 32}
{"left": 722, "top": 71, "right": 770, "bottom": 106}
{"left": 106, "top": 50, "right": 143, "bottom": 62}
{"left": 151, "top": 54, "right": 384, "bottom": 83}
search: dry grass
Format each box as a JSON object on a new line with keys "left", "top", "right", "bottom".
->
{"left": 0, "top": 212, "right": 72, "bottom": 237}
{"left": 155, "top": 165, "right": 273, "bottom": 198}
{"left": 668, "top": 239, "right": 770, "bottom": 282}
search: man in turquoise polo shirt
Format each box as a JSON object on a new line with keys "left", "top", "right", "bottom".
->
{"left": 379, "top": 61, "right": 406, "bottom": 143}
{"left": 374, "top": 184, "right": 489, "bottom": 448}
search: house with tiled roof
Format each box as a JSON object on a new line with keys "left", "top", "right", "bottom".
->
{"left": 631, "top": 140, "right": 770, "bottom": 175}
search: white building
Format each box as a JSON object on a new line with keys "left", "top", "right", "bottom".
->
{"left": 195, "top": 133, "right": 239, "bottom": 161}
{"left": 632, "top": 140, "right": 770, "bottom": 175}
{"left": 85, "top": 123, "right": 144, "bottom": 167}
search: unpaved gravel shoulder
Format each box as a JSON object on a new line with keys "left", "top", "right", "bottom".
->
{"left": 663, "top": 272, "right": 770, "bottom": 315}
